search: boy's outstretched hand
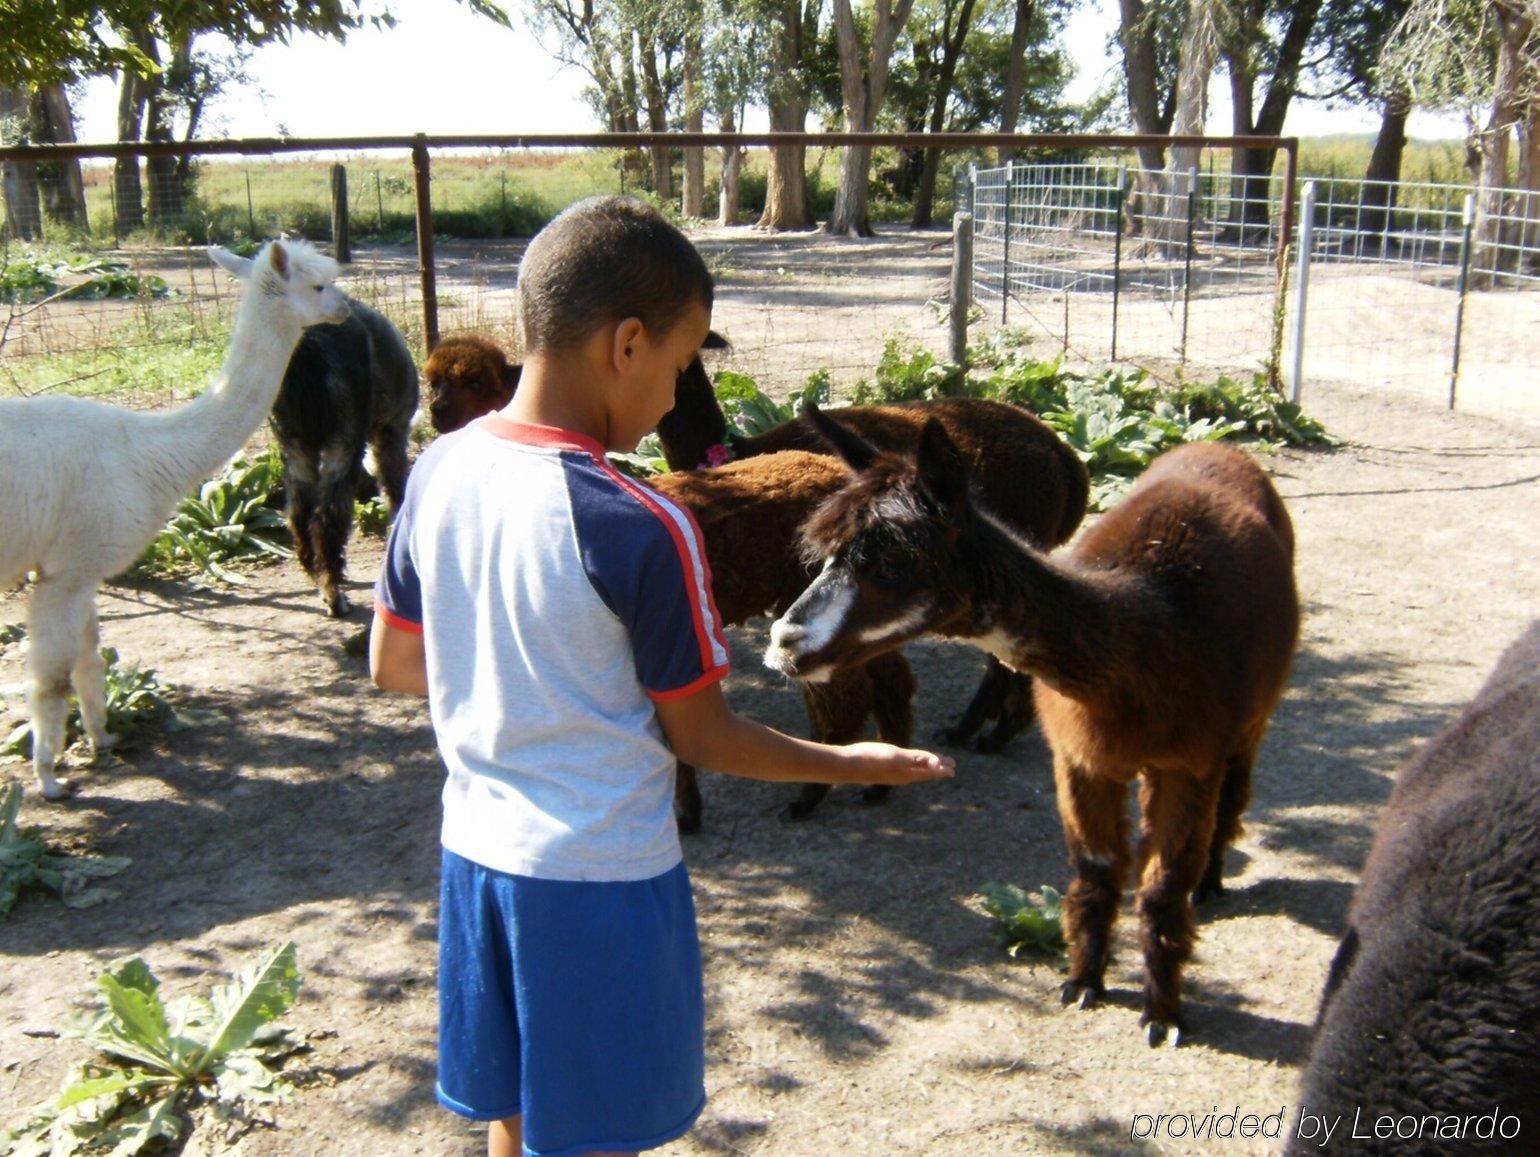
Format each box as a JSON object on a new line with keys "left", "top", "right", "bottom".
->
{"left": 838, "top": 742, "right": 955, "bottom": 785}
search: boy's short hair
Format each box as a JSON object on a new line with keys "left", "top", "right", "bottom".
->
{"left": 518, "top": 195, "right": 714, "bottom": 353}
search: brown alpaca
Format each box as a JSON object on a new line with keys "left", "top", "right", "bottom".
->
{"left": 420, "top": 337, "right": 917, "bottom": 831}
{"left": 423, "top": 334, "right": 522, "bottom": 433}
{"left": 657, "top": 358, "right": 1090, "bottom": 757}
{"left": 652, "top": 453, "right": 917, "bottom": 830}
{"left": 768, "top": 409, "right": 1299, "bottom": 1045}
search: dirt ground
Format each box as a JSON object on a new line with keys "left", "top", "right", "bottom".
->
{"left": 3, "top": 231, "right": 1540, "bottom": 1156}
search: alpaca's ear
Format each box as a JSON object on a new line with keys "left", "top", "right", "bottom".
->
{"left": 803, "top": 402, "right": 877, "bottom": 471}
{"left": 207, "top": 246, "right": 254, "bottom": 280}
{"left": 701, "top": 329, "right": 731, "bottom": 352}
{"left": 503, "top": 362, "right": 523, "bottom": 392}
{"left": 268, "top": 239, "right": 291, "bottom": 280}
{"left": 917, "top": 418, "right": 969, "bottom": 510}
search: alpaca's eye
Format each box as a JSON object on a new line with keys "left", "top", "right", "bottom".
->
{"left": 869, "top": 552, "right": 910, "bottom": 589}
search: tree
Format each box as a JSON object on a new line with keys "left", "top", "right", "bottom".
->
{"left": 759, "top": 0, "right": 822, "bottom": 230}
{"left": 826, "top": 0, "right": 919, "bottom": 236}
{"left": 702, "top": 0, "right": 766, "bottom": 223}
{"left": 1381, "top": 0, "right": 1540, "bottom": 273}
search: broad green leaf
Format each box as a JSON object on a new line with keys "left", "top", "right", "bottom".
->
{"left": 96, "top": 1092, "right": 183, "bottom": 1157}
{"left": 190, "top": 941, "right": 300, "bottom": 1074}
{"left": 55, "top": 1070, "right": 166, "bottom": 1110}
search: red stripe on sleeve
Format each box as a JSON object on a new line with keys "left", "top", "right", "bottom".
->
{"left": 374, "top": 599, "right": 424, "bottom": 634}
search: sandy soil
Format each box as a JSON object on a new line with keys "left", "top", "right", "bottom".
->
{"left": 3, "top": 233, "right": 1539, "bottom": 1156}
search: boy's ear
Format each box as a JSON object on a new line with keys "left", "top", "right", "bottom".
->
{"left": 611, "top": 317, "right": 646, "bottom": 373}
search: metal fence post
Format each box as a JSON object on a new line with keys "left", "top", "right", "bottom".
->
{"left": 1001, "top": 160, "right": 1014, "bottom": 325}
{"left": 1111, "top": 169, "right": 1125, "bottom": 362}
{"left": 1448, "top": 192, "right": 1476, "bottom": 411}
{"left": 949, "top": 211, "right": 973, "bottom": 372}
{"left": 411, "top": 134, "right": 440, "bottom": 352}
{"left": 1179, "top": 165, "right": 1198, "bottom": 365}
{"left": 1289, "top": 181, "right": 1316, "bottom": 403}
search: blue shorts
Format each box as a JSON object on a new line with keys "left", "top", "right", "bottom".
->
{"left": 436, "top": 849, "right": 706, "bottom": 1156}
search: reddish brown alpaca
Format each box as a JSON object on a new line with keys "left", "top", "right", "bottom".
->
{"left": 422, "top": 334, "right": 522, "bottom": 434}
{"left": 419, "top": 341, "right": 916, "bottom": 831}
{"left": 768, "top": 410, "right": 1299, "bottom": 1044}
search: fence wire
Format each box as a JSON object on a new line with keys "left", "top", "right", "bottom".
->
{"left": 965, "top": 159, "right": 1540, "bottom": 425}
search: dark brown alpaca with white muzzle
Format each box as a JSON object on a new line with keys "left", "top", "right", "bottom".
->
{"left": 768, "top": 407, "right": 1299, "bottom": 1045}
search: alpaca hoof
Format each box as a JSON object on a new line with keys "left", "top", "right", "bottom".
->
{"left": 325, "top": 592, "right": 352, "bottom": 618}
{"left": 1142, "top": 1017, "right": 1183, "bottom": 1048}
{"left": 89, "top": 733, "right": 122, "bottom": 759}
{"left": 859, "top": 785, "right": 891, "bottom": 807}
{"left": 39, "top": 776, "right": 76, "bottom": 801}
{"left": 931, "top": 724, "right": 973, "bottom": 748}
{"left": 1060, "top": 983, "right": 1101, "bottom": 1011}
{"left": 1192, "top": 878, "right": 1226, "bottom": 904}
{"left": 778, "top": 801, "right": 817, "bottom": 824}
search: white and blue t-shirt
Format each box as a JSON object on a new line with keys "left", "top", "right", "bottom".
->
{"left": 375, "top": 415, "right": 730, "bottom": 883}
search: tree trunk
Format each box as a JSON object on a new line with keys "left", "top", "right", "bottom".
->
{"left": 1356, "top": 95, "right": 1410, "bottom": 246}
{"left": 114, "top": 65, "right": 147, "bottom": 233}
{"left": 759, "top": 0, "right": 813, "bottom": 230}
{"left": 29, "top": 84, "right": 89, "bottom": 229}
{"left": 1473, "top": 0, "right": 1533, "bottom": 280}
{"left": 913, "top": 0, "right": 979, "bottom": 226}
{"left": 718, "top": 102, "right": 743, "bottom": 225}
{"left": 826, "top": 0, "right": 917, "bottom": 237}
{"left": 1145, "top": 0, "right": 1220, "bottom": 255}
{"left": 998, "top": 0, "right": 1036, "bottom": 167}
{"left": 1119, "top": 0, "right": 1167, "bottom": 172}
{"left": 682, "top": 29, "right": 705, "bottom": 218}
{"left": 1517, "top": 105, "right": 1540, "bottom": 263}
{"left": 640, "top": 34, "right": 672, "bottom": 199}
{"left": 1, "top": 86, "right": 41, "bottom": 240}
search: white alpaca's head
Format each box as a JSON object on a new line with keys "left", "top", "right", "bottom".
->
{"left": 208, "top": 239, "right": 350, "bottom": 328}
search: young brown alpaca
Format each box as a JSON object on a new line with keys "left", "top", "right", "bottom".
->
{"left": 419, "top": 344, "right": 917, "bottom": 831}
{"left": 1291, "top": 620, "right": 1540, "bottom": 1146}
{"left": 650, "top": 453, "right": 917, "bottom": 831}
{"left": 657, "top": 354, "right": 1091, "bottom": 755}
{"left": 423, "top": 334, "right": 523, "bottom": 433}
{"left": 767, "top": 409, "right": 1299, "bottom": 1044}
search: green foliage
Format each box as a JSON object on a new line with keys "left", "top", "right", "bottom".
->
{"left": 0, "top": 251, "right": 171, "bottom": 304}
{"left": 608, "top": 433, "right": 668, "bottom": 480}
{"left": 856, "top": 335, "right": 1334, "bottom": 510}
{"left": 134, "top": 451, "right": 292, "bottom": 582}
{"left": 979, "top": 881, "right": 1065, "bottom": 958}
{"left": 353, "top": 495, "right": 392, "bottom": 537}
{"left": 0, "top": 623, "right": 24, "bottom": 649}
{"left": 2, "top": 941, "right": 303, "bottom": 1156}
{"left": 1, "top": 648, "right": 189, "bottom": 761}
{"left": 0, "top": 783, "right": 131, "bottom": 919}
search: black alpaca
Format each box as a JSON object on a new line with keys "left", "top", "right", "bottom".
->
{"left": 271, "top": 298, "right": 418, "bottom": 616}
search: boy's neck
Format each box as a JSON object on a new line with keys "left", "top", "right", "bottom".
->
{"left": 501, "top": 353, "right": 614, "bottom": 447}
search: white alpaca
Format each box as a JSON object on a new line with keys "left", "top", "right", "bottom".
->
{"left": 0, "top": 239, "right": 349, "bottom": 800}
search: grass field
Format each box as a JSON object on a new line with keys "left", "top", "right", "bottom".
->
{"left": 17, "top": 134, "right": 1480, "bottom": 251}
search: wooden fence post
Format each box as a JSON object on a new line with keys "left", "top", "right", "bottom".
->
{"left": 330, "top": 163, "right": 350, "bottom": 263}
{"left": 411, "top": 136, "right": 439, "bottom": 353}
{"left": 949, "top": 211, "right": 973, "bottom": 372}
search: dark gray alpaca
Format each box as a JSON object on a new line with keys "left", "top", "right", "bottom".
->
{"left": 1292, "top": 619, "right": 1540, "bottom": 1153}
{"left": 270, "top": 298, "right": 417, "bottom": 616}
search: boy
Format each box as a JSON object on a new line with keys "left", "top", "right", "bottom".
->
{"left": 370, "top": 195, "right": 953, "bottom": 1157}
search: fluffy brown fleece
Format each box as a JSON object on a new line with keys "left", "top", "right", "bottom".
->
{"left": 422, "top": 334, "right": 522, "bottom": 434}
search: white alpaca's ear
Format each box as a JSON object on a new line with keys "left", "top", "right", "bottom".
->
{"left": 208, "top": 246, "right": 254, "bottom": 280}
{"left": 268, "top": 239, "right": 291, "bottom": 280}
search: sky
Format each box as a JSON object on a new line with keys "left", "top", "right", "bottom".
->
{"left": 71, "top": 0, "right": 1464, "bottom": 145}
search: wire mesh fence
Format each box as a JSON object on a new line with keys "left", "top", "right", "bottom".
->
{"left": 964, "top": 158, "right": 1540, "bottom": 425}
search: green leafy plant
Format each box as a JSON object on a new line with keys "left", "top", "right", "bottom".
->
{"left": 852, "top": 339, "right": 961, "bottom": 403}
{"left": 353, "top": 495, "right": 391, "bottom": 537}
{"left": 0, "top": 622, "right": 24, "bottom": 649}
{"left": 0, "top": 251, "right": 171, "bottom": 304}
{"left": 978, "top": 881, "right": 1065, "bottom": 958}
{"left": 1, "top": 647, "right": 210, "bottom": 761}
{"left": 3, "top": 941, "right": 303, "bottom": 1156}
{"left": 134, "top": 451, "right": 292, "bottom": 582}
{"left": 0, "top": 783, "right": 131, "bottom": 919}
{"left": 608, "top": 432, "right": 668, "bottom": 480}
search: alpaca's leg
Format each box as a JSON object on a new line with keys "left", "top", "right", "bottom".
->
{"left": 25, "top": 581, "right": 98, "bottom": 799}
{"left": 1194, "top": 747, "right": 1255, "bottom": 903}
{"left": 859, "top": 650, "right": 916, "bottom": 806}
{"left": 312, "top": 445, "right": 358, "bottom": 618}
{"left": 70, "top": 601, "right": 117, "bottom": 757}
{"left": 674, "top": 761, "right": 704, "bottom": 834}
{"left": 935, "top": 656, "right": 1006, "bottom": 747}
{"left": 1054, "top": 755, "right": 1130, "bottom": 1010}
{"left": 976, "top": 670, "right": 1036, "bottom": 754}
{"left": 286, "top": 468, "right": 319, "bottom": 582}
{"left": 781, "top": 668, "right": 874, "bottom": 822}
{"left": 371, "top": 420, "right": 412, "bottom": 514}
{"left": 1133, "top": 768, "right": 1225, "bottom": 1046}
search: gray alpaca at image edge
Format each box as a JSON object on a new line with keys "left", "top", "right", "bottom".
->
{"left": 270, "top": 297, "right": 418, "bottom": 617}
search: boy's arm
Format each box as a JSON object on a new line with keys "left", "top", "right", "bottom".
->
{"left": 654, "top": 681, "right": 953, "bottom": 786}
{"left": 370, "top": 610, "right": 428, "bottom": 696}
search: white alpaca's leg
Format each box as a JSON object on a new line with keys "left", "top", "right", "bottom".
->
{"left": 26, "top": 582, "right": 93, "bottom": 800}
{"left": 71, "top": 602, "right": 118, "bottom": 758}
